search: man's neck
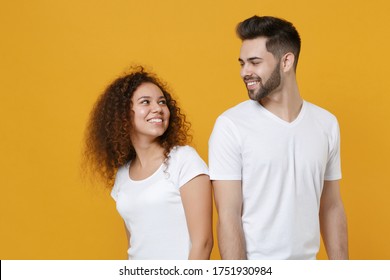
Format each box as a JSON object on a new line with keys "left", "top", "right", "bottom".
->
{"left": 259, "top": 83, "right": 303, "bottom": 123}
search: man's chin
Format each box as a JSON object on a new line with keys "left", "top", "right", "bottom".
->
{"left": 248, "top": 90, "right": 257, "bottom": 100}
{"left": 248, "top": 91, "right": 261, "bottom": 102}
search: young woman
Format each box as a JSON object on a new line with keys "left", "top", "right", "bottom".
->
{"left": 83, "top": 66, "right": 213, "bottom": 259}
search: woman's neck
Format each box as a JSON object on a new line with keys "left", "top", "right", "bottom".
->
{"left": 131, "top": 139, "right": 165, "bottom": 168}
{"left": 129, "top": 140, "right": 166, "bottom": 181}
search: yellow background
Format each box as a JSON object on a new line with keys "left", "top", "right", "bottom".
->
{"left": 1, "top": 0, "right": 389, "bottom": 259}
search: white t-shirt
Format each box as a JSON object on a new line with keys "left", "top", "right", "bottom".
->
{"left": 209, "top": 100, "right": 341, "bottom": 259}
{"left": 111, "top": 145, "right": 209, "bottom": 260}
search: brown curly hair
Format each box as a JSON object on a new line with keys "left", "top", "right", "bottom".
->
{"left": 83, "top": 66, "right": 191, "bottom": 188}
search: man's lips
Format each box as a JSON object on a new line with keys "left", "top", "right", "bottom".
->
{"left": 245, "top": 80, "right": 260, "bottom": 89}
{"left": 246, "top": 81, "right": 259, "bottom": 86}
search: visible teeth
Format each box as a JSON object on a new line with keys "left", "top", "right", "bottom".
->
{"left": 247, "top": 81, "right": 258, "bottom": 86}
{"left": 148, "top": 118, "right": 162, "bottom": 123}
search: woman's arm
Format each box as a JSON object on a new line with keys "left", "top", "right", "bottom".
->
{"left": 123, "top": 222, "right": 130, "bottom": 249}
{"left": 122, "top": 222, "right": 131, "bottom": 259}
{"left": 180, "top": 174, "right": 213, "bottom": 259}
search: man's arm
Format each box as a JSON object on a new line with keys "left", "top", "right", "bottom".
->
{"left": 213, "top": 180, "right": 246, "bottom": 259}
{"left": 319, "top": 180, "right": 349, "bottom": 259}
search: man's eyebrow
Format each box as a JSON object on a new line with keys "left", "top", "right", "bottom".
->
{"left": 248, "top": 57, "right": 262, "bottom": 61}
{"left": 238, "top": 57, "right": 263, "bottom": 62}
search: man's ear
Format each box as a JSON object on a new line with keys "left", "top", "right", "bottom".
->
{"left": 281, "top": 52, "right": 295, "bottom": 72}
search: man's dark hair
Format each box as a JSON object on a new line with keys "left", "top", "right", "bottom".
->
{"left": 237, "top": 16, "right": 301, "bottom": 69}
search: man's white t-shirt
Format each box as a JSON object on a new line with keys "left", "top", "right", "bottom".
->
{"left": 209, "top": 100, "right": 341, "bottom": 259}
{"left": 111, "top": 145, "right": 209, "bottom": 260}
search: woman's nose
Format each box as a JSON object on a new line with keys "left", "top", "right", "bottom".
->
{"left": 152, "top": 102, "right": 163, "bottom": 113}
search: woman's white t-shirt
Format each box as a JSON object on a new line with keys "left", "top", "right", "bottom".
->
{"left": 111, "top": 145, "right": 209, "bottom": 260}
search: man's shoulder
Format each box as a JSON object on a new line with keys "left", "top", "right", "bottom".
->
{"left": 305, "top": 101, "right": 338, "bottom": 123}
{"left": 304, "top": 101, "right": 340, "bottom": 135}
{"left": 220, "top": 100, "right": 255, "bottom": 118}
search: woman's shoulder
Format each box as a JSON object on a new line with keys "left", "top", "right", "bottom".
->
{"left": 169, "top": 145, "right": 199, "bottom": 158}
{"left": 168, "top": 145, "right": 207, "bottom": 169}
{"left": 115, "top": 162, "right": 131, "bottom": 180}
{"left": 167, "top": 146, "right": 208, "bottom": 186}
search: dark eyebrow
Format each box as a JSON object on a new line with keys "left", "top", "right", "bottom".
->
{"left": 238, "top": 57, "right": 262, "bottom": 63}
{"left": 137, "top": 96, "right": 150, "bottom": 101}
{"left": 137, "top": 95, "right": 166, "bottom": 101}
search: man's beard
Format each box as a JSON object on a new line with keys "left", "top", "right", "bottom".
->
{"left": 248, "top": 63, "right": 281, "bottom": 102}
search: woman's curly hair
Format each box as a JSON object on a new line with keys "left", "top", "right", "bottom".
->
{"left": 82, "top": 66, "right": 191, "bottom": 188}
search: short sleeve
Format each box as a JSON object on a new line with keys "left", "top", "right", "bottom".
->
{"left": 208, "top": 115, "right": 242, "bottom": 180}
{"left": 324, "top": 119, "right": 342, "bottom": 181}
{"left": 170, "top": 146, "right": 209, "bottom": 189}
{"left": 110, "top": 164, "right": 128, "bottom": 201}
{"left": 111, "top": 180, "right": 119, "bottom": 201}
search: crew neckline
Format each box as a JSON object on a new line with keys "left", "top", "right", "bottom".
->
{"left": 127, "top": 162, "right": 165, "bottom": 183}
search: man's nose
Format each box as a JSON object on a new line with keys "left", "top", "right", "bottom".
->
{"left": 240, "top": 64, "right": 253, "bottom": 78}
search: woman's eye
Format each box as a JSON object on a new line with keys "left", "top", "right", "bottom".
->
{"left": 140, "top": 100, "right": 149, "bottom": 104}
{"left": 159, "top": 100, "right": 167, "bottom": 105}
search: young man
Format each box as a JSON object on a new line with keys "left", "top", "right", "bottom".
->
{"left": 209, "top": 16, "right": 348, "bottom": 260}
